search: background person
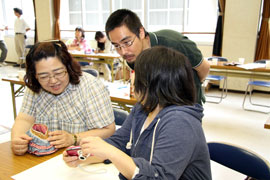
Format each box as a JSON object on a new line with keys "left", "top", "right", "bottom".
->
{"left": 0, "top": 23, "right": 8, "bottom": 66}
{"left": 11, "top": 40, "right": 115, "bottom": 155}
{"left": 66, "top": 27, "right": 89, "bottom": 66}
{"left": 12, "top": 7, "right": 30, "bottom": 67}
{"left": 94, "top": 31, "right": 112, "bottom": 53}
{"left": 66, "top": 27, "right": 89, "bottom": 52}
{"left": 105, "top": 9, "right": 210, "bottom": 105}
{"left": 90, "top": 31, "right": 112, "bottom": 81}
{"left": 63, "top": 46, "right": 212, "bottom": 180}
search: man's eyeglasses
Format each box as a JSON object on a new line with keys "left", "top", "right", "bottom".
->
{"left": 37, "top": 71, "right": 67, "bottom": 82}
{"left": 113, "top": 36, "right": 136, "bottom": 50}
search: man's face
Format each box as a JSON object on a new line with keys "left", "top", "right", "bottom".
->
{"left": 108, "top": 25, "right": 144, "bottom": 65}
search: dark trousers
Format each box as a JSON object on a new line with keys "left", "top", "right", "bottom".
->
{"left": 0, "top": 40, "right": 8, "bottom": 62}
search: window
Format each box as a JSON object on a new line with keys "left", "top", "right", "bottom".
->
{"left": 0, "top": 0, "right": 35, "bottom": 37}
{"left": 60, "top": 0, "right": 218, "bottom": 43}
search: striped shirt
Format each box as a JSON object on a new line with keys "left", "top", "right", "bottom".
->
{"left": 20, "top": 72, "right": 114, "bottom": 133}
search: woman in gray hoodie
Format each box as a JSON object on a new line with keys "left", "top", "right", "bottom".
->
{"left": 63, "top": 46, "right": 212, "bottom": 180}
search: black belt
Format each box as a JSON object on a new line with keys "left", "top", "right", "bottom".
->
{"left": 15, "top": 33, "right": 24, "bottom": 35}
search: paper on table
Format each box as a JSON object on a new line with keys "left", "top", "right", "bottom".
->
{"left": 104, "top": 81, "right": 130, "bottom": 99}
{"left": 237, "top": 63, "right": 266, "bottom": 70}
{"left": 12, "top": 155, "right": 119, "bottom": 180}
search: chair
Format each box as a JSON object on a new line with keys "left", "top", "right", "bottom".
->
{"left": 113, "top": 108, "right": 128, "bottom": 126}
{"left": 83, "top": 69, "right": 99, "bottom": 78}
{"left": 242, "top": 60, "right": 270, "bottom": 113}
{"left": 205, "top": 57, "right": 228, "bottom": 104}
{"left": 208, "top": 142, "right": 270, "bottom": 180}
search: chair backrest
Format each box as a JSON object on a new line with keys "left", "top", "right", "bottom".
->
{"left": 208, "top": 142, "right": 270, "bottom": 180}
{"left": 255, "top": 59, "right": 270, "bottom": 64}
{"left": 113, "top": 108, "right": 129, "bottom": 126}
{"left": 207, "top": 57, "right": 228, "bottom": 62}
{"left": 83, "top": 69, "right": 99, "bottom": 77}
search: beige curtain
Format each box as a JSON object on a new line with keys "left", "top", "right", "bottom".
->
{"left": 53, "top": 0, "right": 61, "bottom": 39}
{"left": 33, "top": 0, "right": 38, "bottom": 42}
{"left": 255, "top": 0, "right": 270, "bottom": 61}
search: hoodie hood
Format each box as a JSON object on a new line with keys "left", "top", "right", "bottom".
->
{"left": 157, "top": 104, "right": 204, "bottom": 124}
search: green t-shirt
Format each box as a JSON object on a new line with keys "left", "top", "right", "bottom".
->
{"left": 149, "top": 30, "right": 205, "bottom": 105}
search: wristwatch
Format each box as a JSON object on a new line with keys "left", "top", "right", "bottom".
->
{"left": 73, "top": 134, "right": 78, "bottom": 146}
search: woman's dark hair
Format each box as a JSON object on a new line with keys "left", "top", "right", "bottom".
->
{"left": 14, "top": 8, "right": 23, "bottom": 15}
{"left": 75, "top": 27, "right": 85, "bottom": 39}
{"left": 134, "top": 46, "right": 196, "bottom": 113}
{"left": 95, "top": 31, "right": 105, "bottom": 51}
{"left": 95, "top": 31, "right": 105, "bottom": 41}
{"left": 24, "top": 40, "right": 82, "bottom": 93}
{"left": 105, "top": 9, "right": 148, "bottom": 40}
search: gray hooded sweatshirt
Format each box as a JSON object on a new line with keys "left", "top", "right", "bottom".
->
{"left": 105, "top": 104, "right": 212, "bottom": 180}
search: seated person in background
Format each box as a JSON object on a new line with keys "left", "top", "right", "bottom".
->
{"left": 95, "top": 31, "right": 112, "bottom": 53}
{"left": 11, "top": 40, "right": 115, "bottom": 155}
{"left": 66, "top": 27, "right": 89, "bottom": 66}
{"left": 63, "top": 46, "right": 212, "bottom": 180}
{"left": 90, "top": 31, "right": 112, "bottom": 81}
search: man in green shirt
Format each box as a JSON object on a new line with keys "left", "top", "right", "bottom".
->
{"left": 105, "top": 9, "right": 210, "bottom": 105}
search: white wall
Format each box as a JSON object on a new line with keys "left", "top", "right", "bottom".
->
{"left": 222, "top": 0, "right": 262, "bottom": 91}
{"left": 4, "top": 36, "right": 34, "bottom": 63}
{"left": 4, "top": 0, "right": 53, "bottom": 63}
{"left": 198, "top": 45, "right": 213, "bottom": 58}
{"left": 35, "top": 0, "right": 54, "bottom": 41}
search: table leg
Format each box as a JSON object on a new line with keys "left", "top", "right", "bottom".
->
{"left": 10, "top": 82, "right": 17, "bottom": 120}
{"left": 110, "top": 60, "right": 114, "bottom": 82}
{"left": 122, "top": 61, "right": 126, "bottom": 83}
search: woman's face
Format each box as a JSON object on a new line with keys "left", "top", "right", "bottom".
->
{"left": 35, "top": 57, "right": 70, "bottom": 95}
{"left": 75, "top": 30, "right": 82, "bottom": 39}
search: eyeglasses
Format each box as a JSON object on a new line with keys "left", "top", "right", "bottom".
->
{"left": 37, "top": 71, "right": 67, "bottom": 82}
{"left": 113, "top": 36, "right": 136, "bottom": 50}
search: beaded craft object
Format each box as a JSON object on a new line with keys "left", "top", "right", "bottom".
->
{"left": 26, "top": 124, "right": 58, "bottom": 156}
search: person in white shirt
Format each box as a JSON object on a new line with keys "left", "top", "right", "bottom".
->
{"left": 13, "top": 8, "right": 30, "bottom": 67}
{"left": 0, "top": 23, "right": 8, "bottom": 66}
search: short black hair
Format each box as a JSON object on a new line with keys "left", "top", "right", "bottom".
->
{"left": 14, "top": 8, "right": 23, "bottom": 15}
{"left": 134, "top": 46, "right": 196, "bottom": 112}
{"left": 25, "top": 40, "right": 82, "bottom": 93}
{"left": 75, "top": 27, "right": 85, "bottom": 39}
{"left": 105, "top": 9, "right": 147, "bottom": 40}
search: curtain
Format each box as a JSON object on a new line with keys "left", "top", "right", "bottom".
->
{"left": 53, "top": 0, "right": 61, "bottom": 39}
{"left": 33, "top": 0, "right": 38, "bottom": 43}
{"left": 255, "top": 0, "right": 270, "bottom": 61}
{"left": 212, "top": 0, "right": 226, "bottom": 56}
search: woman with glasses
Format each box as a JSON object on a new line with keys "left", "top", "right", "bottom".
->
{"left": 63, "top": 47, "right": 211, "bottom": 180}
{"left": 11, "top": 40, "right": 115, "bottom": 155}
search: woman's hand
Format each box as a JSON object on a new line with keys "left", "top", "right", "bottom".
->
{"left": 62, "top": 150, "right": 81, "bottom": 167}
{"left": 11, "top": 134, "right": 32, "bottom": 155}
{"left": 47, "top": 130, "right": 73, "bottom": 148}
{"left": 80, "top": 137, "right": 115, "bottom": 160}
